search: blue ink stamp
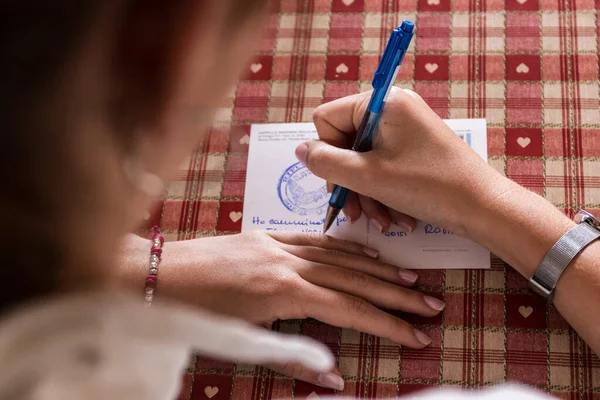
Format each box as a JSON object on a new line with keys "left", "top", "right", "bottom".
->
{"left": 278, "top": 162, "right": 329, "bottom": 216}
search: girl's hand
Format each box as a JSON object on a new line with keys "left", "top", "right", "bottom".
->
{"left": 120, "top": 231, "right": 444, "bottom": 389}
{"left": 295, "top": 87, "right": 507, "bottom": 239}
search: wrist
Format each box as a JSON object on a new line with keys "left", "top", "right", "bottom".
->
{"left": 464, "top": 176, "right": 574, "bottom": 278}
{"left": 117, "top": 234, "right": 152, "bottom": 292}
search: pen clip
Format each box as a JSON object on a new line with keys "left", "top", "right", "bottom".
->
{"left": 372, "top": 21, "right": 414, "bottom": 90}
{"left": 372, "top": 29, "right": 402, "bottom": 89}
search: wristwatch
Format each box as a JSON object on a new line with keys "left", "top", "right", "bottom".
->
{"left": 529, "top": 210, "right": 600, "bottom": 301}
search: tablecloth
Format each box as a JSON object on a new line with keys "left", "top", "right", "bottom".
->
{"left": 148, "top": 0, "right": 600, "bottom": 398}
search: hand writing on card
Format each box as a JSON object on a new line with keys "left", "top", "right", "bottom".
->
{"left": 296, "top": 87, "right": 504, "bottom": 240}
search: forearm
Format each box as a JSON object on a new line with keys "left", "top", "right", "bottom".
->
{"left": 117, "top": 234, "right": 151, "bottom": 293}
{"left": 468, "top": 176, "right": 574, "bottom": 278}
{"left": 467, "top": 175, "right": 600, "bottom": 354}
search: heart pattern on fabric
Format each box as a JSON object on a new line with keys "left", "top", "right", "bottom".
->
{"left": 335, "top": 63, "right": 349, "bottom": 74}
{"left": 516, "top": 0, "right": 527, "bottom": 4}
{"left": 204, "top": 386, "right": 219, "bottom": 399}
{"left": 341, "top": 0, "right": 355, "bottom": 5}
{"left": 517, "top": 137, "right": 531, "bottom": 148}
{"left": 425, "top": 63, "right": 439, "bottom": 73}
{"left": 229, "top": 211, "right": 242, "bottom": 223}
{"left": 250, "top": 63, "right": 263, "bottom": 74}
{"left": 239, "top": 134, "right": 250, "bottom": 145}
{"left": 518, "top": 306, "right": 533, "bottom": 318}
{"left": 516, "top": 63, "right": 530, "bottom": 74}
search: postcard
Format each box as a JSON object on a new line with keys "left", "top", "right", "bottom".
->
{"left": 241, "top": 120, "right": 490, "bottom": 269}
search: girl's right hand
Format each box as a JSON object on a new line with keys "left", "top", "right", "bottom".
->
{"left": 294, "top": 87, "right": 600, "bottom": 361}
{"left": 295, "top": 87, "right": 509, "bottom": 239}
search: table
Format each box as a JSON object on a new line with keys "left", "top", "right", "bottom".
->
{"left": 151, "top": 1, "right": 600, "bottom": 398}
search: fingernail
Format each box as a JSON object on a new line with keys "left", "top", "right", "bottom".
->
{"left": 317, "top": 372, "right": 345, "bottom": 391}
{"left": 371, "top": 219, "right": 383, "bottom": 233}
{"left": 397, "top": 221, "right": 413, "bottom": 233}
{"left": 414, "top": 329, "right": 432, "bottom": 346}
{"left": 423, "top": 295, "right": 445, "bottom": 311}
{"left": 397, "top": 268, "right": 418, "bottom": 284}
{"left": 295, "top": 143, "right": 308, "bottom": 164}
{"left": 363, "top": 247, "right": 379, "bottom": 259}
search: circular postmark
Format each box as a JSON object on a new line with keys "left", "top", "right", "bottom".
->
{"left": 278, "top": 162, "right": 329, "bottom": 216}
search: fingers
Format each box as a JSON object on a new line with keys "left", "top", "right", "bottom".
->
{"left": 300, "top": 263, "right": 443, "bottom": 317}
{"left": 283, "top": 244, "right": 417, "bottom": 286}
{"left": 326, "top": 184, "right": 414, "bottom": 230}
{"left": 387, "top": 208, "right": 417, "bottom": 233}
{"left": 265, "top": 363, "right": 344, "bottom": 391}
{"left": 302, "top": 284, "right": 433, "bottom": 348}
{"left": 295, "top": 140, "right": 377, "bottom": 195}
{"left": 326, "top": 183, "right": 362, "bottom": 223}
{"left": 342, "top": 192, "right": 361, "bottom": 223}
{"left": 268, "top": 231, "right": 380, "bottom": 259}
{"left": 312, "top": 91, "right": 372, "bottom": 144}
{"left": 358, "top": 195, "right": 393, "bottom": 233}
{"left": 402, "top": 89, "right": 426, "bottom": 105}
{"left": 312, "top": 88, "right": 422, "bottom": 142}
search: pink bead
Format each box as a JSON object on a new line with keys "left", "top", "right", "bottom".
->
{"left": 151, "top": 226, "right": 164, "bottom": 244}
{"left": 152, "top": 235, "right": 164, "bottom": 245}
{"left": 145, "top": 275, "right": 157, "bottom": 288}
{"left": 146, "top": 226, "right": 162, "bottom": 295}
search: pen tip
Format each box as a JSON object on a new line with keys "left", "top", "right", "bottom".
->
{"left": 322, "top": 207, "right": 339, "bottom": 235}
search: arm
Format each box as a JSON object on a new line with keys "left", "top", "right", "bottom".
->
{"left": 298, "top": 87, "right": 600, "bottom": 355}
{"left": 117, "top": 233, "right": 150, "bottom": 294}
{"left": 469, "top": 177, "right": 600, "bottom": 354}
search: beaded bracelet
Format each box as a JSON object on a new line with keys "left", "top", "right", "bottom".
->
{"left": 144, "top": 226, "right": 164, "bottom": 306}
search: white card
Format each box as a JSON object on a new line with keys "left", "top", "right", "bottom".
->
{"left": 242, "top": 119, "right": 490, "bottom": 269}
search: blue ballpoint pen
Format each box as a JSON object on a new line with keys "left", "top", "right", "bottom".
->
{"left": 322, "top": 20, "right": 415, "bottom": 234}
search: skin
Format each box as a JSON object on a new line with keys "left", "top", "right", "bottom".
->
{"left": 119, "top": 231, "right": 444, "bottom": 389}
{"left": 295, "top": 88, "right": 600, "bottom": 356}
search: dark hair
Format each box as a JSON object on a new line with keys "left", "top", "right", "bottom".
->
{"left": 0, "top": 1, "right": 266, "bottom": 313}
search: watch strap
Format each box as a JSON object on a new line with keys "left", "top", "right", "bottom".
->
{"left": 530, "top": 222, "right": 600, "bottom": 300}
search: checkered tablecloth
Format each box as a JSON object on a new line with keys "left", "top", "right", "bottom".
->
{"left": 146, "top": 0, "right": 600, "bottom": 398}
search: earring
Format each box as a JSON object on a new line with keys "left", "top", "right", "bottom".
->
{"left": 122, "top": 158, "right": 165, "bottom": 198}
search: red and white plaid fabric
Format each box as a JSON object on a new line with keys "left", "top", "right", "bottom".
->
{"left": 142, "top": 0, "right": 600, "bottom": 398}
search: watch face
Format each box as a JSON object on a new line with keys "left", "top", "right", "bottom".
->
{"left": 575, "top": 209, "right": 600, "bottom": 229}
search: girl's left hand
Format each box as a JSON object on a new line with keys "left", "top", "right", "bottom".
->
{"left": 119, "top": 231, "right": 444, "bottom": 390}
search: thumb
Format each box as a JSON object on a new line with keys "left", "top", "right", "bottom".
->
{"left": 295, "top": 140, "right": 374, "bottom": 194}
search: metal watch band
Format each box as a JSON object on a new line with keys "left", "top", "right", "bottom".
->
{"left": 530, "top": 222, "right": 600, "bottom": 300}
